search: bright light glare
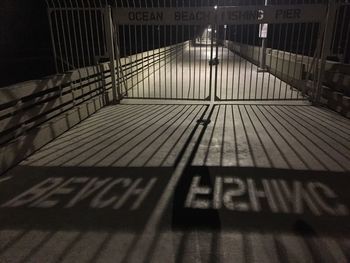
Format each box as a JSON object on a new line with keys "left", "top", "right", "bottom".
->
{"left": 214, "top": 5, "right": 218, "bottom": 9}
{"left": 208, "top": 28, "right": 212, "bottom": 32}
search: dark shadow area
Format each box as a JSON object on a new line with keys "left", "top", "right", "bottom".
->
{"left": 0, "top": 166, "right": 173, "bottom": 231}
{"left": 171, "top": 166, "right": 350, "bottom": 237}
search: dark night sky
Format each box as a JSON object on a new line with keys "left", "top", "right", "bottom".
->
{"left": 0, "top": 0, "right": 54, "bottom": 87}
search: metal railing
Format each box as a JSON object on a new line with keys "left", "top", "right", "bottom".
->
{"left": 331, "top": 1, "right": 350, "bottom": 63}
{"left": 46, "top": 0, "right": 347, "bottom": 103}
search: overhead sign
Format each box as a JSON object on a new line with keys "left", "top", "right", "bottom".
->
{"left": 114, "top": 5, "right": 327, "bottom": 25}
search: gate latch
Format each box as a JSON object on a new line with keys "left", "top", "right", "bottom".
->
{"left": 209, "top": 57, "right": 219, "bottom": 66}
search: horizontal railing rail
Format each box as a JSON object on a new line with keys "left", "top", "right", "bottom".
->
{"left": 0, "top": 42, "right": 185, "bottom": 175}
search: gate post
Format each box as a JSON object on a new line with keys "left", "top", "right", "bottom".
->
{"left": 104, "top": 5, "right": 118, "bottom": 104}
{"left": 314, "top": 1, "right": 337, "bottom": 105}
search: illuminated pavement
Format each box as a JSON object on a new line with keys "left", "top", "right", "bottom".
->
{"left": 0, "top": 102, "right": 350, "bottom": 262}
{"left": 126, "top": 45, "right": 299, "bottom": 101}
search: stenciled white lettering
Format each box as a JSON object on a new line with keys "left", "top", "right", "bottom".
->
{"left": 184, "top": 176, "right": 349, "bottom": 216}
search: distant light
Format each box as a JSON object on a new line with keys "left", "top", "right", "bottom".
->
{"left": 208, "top": 28, "right": 212, "bottom": 32}
{"left": 214, "top": 5, "right": 218, "bottom": 10}
{"left": 215, "top": 30, "right": 217, "bottom": 33}
{"left": 224, "top": 25, "right": 227, "bottom": 29}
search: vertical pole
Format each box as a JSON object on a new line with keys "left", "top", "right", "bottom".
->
{"left": 104, "top": 5, "right": 118, "bottom": 104}
{"left": 260, "top": 34, "right": 267, "bottom": 70}
{"left": 314, "top": 1, "right": 337, "bottom": 105}
{"left": 259, "top": 0, "right": 268, "bottom": 72}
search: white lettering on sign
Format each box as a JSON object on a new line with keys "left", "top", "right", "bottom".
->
{"left": 114, "top": 5, "right": 326, "bottom": 25}
{"left": 185, "top": 176, "right": 349, "bottom": 216}
{"left": 1, "top": 177, "right": 157, "bottom": 210}
{"left": 128, "top": 11, "right": 163, "bottom": 22}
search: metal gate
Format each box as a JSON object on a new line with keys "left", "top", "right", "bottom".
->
{"left": 113, "top": 1, "right": 333, "bottom": 102}
{"left": 46, "top": 1, "right": 340, "bottom": 103}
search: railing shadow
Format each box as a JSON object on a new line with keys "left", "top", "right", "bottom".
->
{"left": 1, "top": 103, "right": 350, "bottom": 262}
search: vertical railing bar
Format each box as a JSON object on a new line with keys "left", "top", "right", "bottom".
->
{"left": 117, "top": 0, "right": 128, "bottom": 96}
{"left": 138, "top": 0, "right": 145, "bottom": 98}
{"left": 47, "top": 8, "right": 59, "bottom": 73}
{"left": 131, "top": 0, "right": 139, "bottom": 98}
{"left": 157, "top": 0, "right": 161, "bottom": 98}
{"left": 204, "top": 0, "right": 209, "bottom": 99}
{"left": 193, "top": 23, "right": 196, "bottom": 100}
{"left": 114, "top": 11, "right": 126, "bottom": 99}
{"left": 266, "top": 23, "right": 275, "bottom": 100}
{"left": 104, "top": 5, "right": 118, "bottom": 103}
{"left": 243, "top": 24, "right": 249, "bottom": 100}
{"left": 291, "top": 22, "right": 302, "bottom": 99}
{"left": 87, "top": 2, "right": 97, "bottom": 67}
{"left": 93, "top": 1, "right": 102, "bottom": 59}
{"left": 296, "top": 22, "right": 309, "bottom": 100}
{"left": 254, "top": 23, "right": 260, "bottom": 100}
{"left": 199, "top": 1, "right": 203, "bottom": 100}
{"left": 81, "top": 1, "right": 92, "bottom": 67}
{"left": 75, "top": 0, "right": 87, "bottom": 69}
{"left": 237, "top": 24, "right": 243, "bottom": 100}
{"left": 188, "top": 7, "right": 192, "bottom": 100}
{"left": 225, "top": 26, "right": 230, "bottom": 100}
{"left": 100, "top": 0, "right": 107, "bottom": 58}
{"left": 182, "top": 0, "right": 185, "bottom": 99}
{"left": 163, "top": 0, "right": 168, "bottom": 99}
{"left": 127, "top": 0, "right": 134, "bottom": 97}
{"left": 68, "top": 0, "right": 81, "bottom": 68}
{"left": 285, "top": 19, "right": 297, "bottom": 99}
{"left": 145, "top": 0, "right": 151, "bottom": 98}
{"left": 169, "top": 1, "right": 173, "bottom": 99}
{"left": 57, "top": 1, "right": 71, "bottom": 71}
{"left": 193, "top": 0, "right": 197, "bottom": 101}
{"left": 51, "top": 2, "right": 65, "bottom": 72}
{"left": 216, "top": 25, "right": 224, "bottom": 99}
{"left": 249, "top": 24, "right": 255, "bottom": 100}
{"left": 214, "top": 0, "right": 220, "bottom": 101}
{"left": 152, "top": 0, "right": 156, "bottom": 98}
{"left": 272, "top": 24, "right": 282, "bottom": 99}
{"left": 90, "top": 0, "right": 103, "bottom": 98}
{"left": 278, "top": 23, "right": 288, "bottom": 99}
{"left": 62, "top": 0, "right": 75, "bottom": 69}
{"left": 315, "top": 1, "right": 337, "bottom": 104}
{"left": 209, "top": 2, "right": 215, "bottom": 101}
{"left": 231, "top": 24, "right": 237, "bottom": 101}
{"left": 305, "top": 22, "right": 316, "bottom": 95}
{"left": 175, "top": 0, "right": 179, "bottom": 99}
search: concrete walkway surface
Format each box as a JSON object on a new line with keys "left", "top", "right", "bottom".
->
{"left": 1, "top": 102, "right": 350, "bottom": 263}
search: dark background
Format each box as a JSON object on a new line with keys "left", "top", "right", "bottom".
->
{"left": 0, "top": 0, "right": 55, "bottom": 88}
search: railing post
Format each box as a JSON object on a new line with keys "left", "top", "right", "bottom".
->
{"left": 314, "top": 1, "right": 337, "bottom": 105}
{"left": 47, "top": 9, "right": 59, "bottom": 74}
{"left": 104, "top": 5, "right": 118, "bottom": 104}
